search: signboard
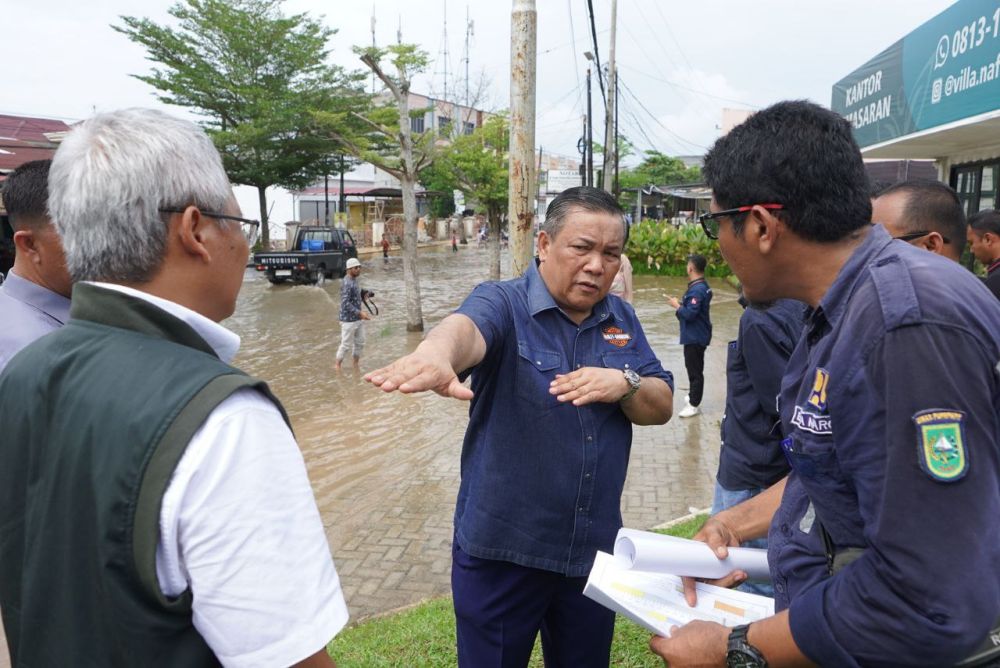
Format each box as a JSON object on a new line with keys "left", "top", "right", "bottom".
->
{"left": 545, "top": 169, "right": 584, "bottom": 194}
{"left": 453, "top": 189, "right": 465, "bottom": 213}
{"left": 832, "top": 0, "right": 1000, "bottom": 148}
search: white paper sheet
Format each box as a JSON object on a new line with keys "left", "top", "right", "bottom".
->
{"left": 584, "top": 551, "right": 775, "bottom": 637}
{"left": 613, "top": 528, "right": 770, "bottom": 580}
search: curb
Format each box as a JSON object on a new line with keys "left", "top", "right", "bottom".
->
{"left": 650, "top": 506, "right": 710, "bottom": 531}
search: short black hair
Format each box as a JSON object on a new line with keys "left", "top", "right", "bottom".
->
{"left": 703, "top": 100, "right": 871, "bottom": 243}
{"left": 543, "top": 186, "right": 627, "bottom": 244}
{"left": 874, "top": 179, "right": 966, "bottom": 255}
{"left": 687, "top": 253, "right": 707, "bottom": 274}
{"left": 1, "top": 160, "right": 52, "bottom": 229}
{"left": 969, "top": 209, "right": 1000, "bottom": 236}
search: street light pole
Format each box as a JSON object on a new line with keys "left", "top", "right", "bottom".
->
{"left": 586, "top": 66, "right": 593, "bottom": 187}
{"left": 508, "top": 0, "right": 537, "bottom": 278}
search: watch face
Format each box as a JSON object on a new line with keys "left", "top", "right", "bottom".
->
{"left": 726, "top": 649, "right": 763, "bottom": 668}
{"left": 624, "top": 369, "right": 640, "bottom": 387}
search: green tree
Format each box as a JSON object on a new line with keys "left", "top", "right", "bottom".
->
{"left": 423, "top": 115, "right": 509, "bottom": 280}
{"left": 114, "top": 0, "right": 365, "bottom": 248}
{"left": 316, "top": 43, "right": 435, "bottom": 332}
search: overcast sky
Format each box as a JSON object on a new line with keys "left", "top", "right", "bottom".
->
{"left": 5, "top": 0, "right": 955, "bottom": 221}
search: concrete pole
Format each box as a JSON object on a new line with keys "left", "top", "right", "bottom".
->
{"left": 601, "top": 0, "right": 617, "bottom": 192}
{"left": 508, "top": 0, "right": 537, "bottom": 278}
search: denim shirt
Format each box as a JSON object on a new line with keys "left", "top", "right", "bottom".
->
{"left": 339, "top": 275, "right": 361, "bottom": 322}
{"left": 768, "top": 226, "right": 1000, "bottom": 667}
{"left": 717, "top": 299, "right": 804, "bottom": 490}
{"left": 455, "top": 262, "right": 673, "bottom": 576}
{"left": 676, "top": 278, "right": 712, "bottom": 346}
{"left": 0, "top": 270, "right": 71, "bottom": 374}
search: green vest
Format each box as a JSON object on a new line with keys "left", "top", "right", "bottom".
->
{"left": 0, "top": 283, "right": 290, "bottom": 667}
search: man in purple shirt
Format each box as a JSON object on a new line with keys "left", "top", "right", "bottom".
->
{"left": 0, "top": 159, "right": 73, "bottom": 373}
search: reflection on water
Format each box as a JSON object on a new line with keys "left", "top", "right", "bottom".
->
{"left": 225, "top": 249, "right": 743, "bottom": 619}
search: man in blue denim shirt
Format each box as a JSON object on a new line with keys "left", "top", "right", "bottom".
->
{"left": 367, "top": 187, "right": 673, "bottom": 667}
{"left": 651, "top": 101, "right": 1000, "bottom": 667}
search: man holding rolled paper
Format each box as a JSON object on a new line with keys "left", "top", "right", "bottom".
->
{"left": 649, "top": 101, "right": 1000, "bottom": 667}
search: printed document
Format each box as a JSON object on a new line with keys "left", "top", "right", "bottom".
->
{"left": 584, "top": 551, "right": 774, "bottom": 637}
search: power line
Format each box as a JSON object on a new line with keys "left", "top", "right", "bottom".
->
{"left": 585, "top": 0, "right": 607, "bottom": 106}
{"left": 618, "top": 63, "right": 759, "bottom": 109}
{"left": 650, "top": 1, "right": 695, "bottom": 73}
{"left": 618, "top": 76, "right": 706, "bottom": 151}
{"left": 567, "top": 0, "right": 581, "bottom": 100}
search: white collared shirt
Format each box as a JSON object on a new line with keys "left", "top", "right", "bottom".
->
{"left": 91, "top": 283, "right": 349, "bottom": 667}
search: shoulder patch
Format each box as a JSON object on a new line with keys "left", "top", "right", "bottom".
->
{"left": 913, "top": 409, "right": 968, "bottom": 482}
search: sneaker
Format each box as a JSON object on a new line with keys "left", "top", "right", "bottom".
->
{"left": 678, "top": 401, "right": 700, "bottom": 418}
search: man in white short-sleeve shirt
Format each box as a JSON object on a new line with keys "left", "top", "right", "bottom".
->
{"left": 0, "top": 109, "right": 348, "bottom": 667}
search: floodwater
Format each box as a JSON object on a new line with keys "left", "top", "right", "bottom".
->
{"left": 226, "top": 247, "right": 744, "bottom": 621}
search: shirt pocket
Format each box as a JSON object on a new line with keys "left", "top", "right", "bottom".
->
{"left": 600, "top": 350, "right": 641, "bottom": 372}
{"left": 515, "top": 343, "right": 563, "bottom": 410}
{"left": 781, "top": 433, "right": 859, "bottom": 539}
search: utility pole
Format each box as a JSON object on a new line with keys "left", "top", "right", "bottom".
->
{"left": 338, "top": 155, "right": 346, "bottom": 224}
{"left": 324, "top": 173, "right": 329, "bottom": 225}
{"left": 586, "top": 66, "right": 593, "bottom": 187}
{"left": 614, "top": 75, "right": 619, "bottom": 198}
{"left": 370, "top": 9, "right": 376, "bottom": 95}
{"left": 508, "top": 0, "right": 537, "bottom": 277}
{"left": 601, "top": 0, "right": 617, "bottom": 193}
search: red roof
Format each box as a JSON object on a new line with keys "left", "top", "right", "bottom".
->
{"left": 0, "top": 114, "right": 73, "bottom": 174}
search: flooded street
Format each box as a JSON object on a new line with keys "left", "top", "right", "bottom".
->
{"left": 226, "top": 247, "right": 743, "bottom": 621}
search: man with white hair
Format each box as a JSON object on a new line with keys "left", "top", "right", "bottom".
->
{"left": 0, "top": 109, "right": 348, "bottom": 667}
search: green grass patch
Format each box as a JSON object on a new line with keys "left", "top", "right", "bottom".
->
{"left": 329, "top": 515, "right": 708, "bottom": 667}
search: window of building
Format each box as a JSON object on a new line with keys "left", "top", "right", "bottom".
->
{"left": 438, "top": 116, "right": 452, "bottom": 136}
{"left": 411, "top": 115, "right": 425, "bottom": 134}
{"left": 464, "top": 121, "right": 475, "bottom": 135}
{"left": 952, "top": 160, "right": 1000, "bottom": 216}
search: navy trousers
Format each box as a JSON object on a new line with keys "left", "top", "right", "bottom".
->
{"left": 451, "top": 542, "right": 615, "bottom": 668}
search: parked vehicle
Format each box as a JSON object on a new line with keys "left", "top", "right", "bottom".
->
{"left": 253, "top": 227, "right": 358, "bottom": 285}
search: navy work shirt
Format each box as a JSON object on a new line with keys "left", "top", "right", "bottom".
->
{"left": 985, "top": 258, "right": 1000, "bottom": 300}
{"left": 454, "top": 262, "right": 673, "bottom": 576}
{"left": 676, "top": 277, "right": 712, "bottom": 346}
{"left": 717, "top": 299, "right": 804, "bottom": 491}
{"left": 768, "top": 225, "right": 1000, "bottom": 667}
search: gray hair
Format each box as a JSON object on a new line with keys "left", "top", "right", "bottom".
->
{"left": 541, "top": 186, "right": 626, "bottom": 242}
{"left": 48, "top": 108, "right": 232, "bottom": 283}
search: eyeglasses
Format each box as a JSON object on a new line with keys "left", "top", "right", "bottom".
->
{"left": 893, "top": 230, "right": 951, "bottom": 244}
{"left": 159, "top": 207, "right": 260, "bottom": 246}
{"left": 698, "top": 204, "right": 785, "bottom": 240}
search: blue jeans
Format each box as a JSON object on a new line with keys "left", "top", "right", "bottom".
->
{"left": 711, "top": 480, "right": 774, "bottom": 597}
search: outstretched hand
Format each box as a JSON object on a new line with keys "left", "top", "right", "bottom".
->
{"left": 364, "top": 349, "right": 473, "bottom": 400}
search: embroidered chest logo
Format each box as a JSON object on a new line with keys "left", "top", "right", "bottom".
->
{"left": 601, "top": 325, "right": 632, "bottom": 348}
{"left": 807, "top": 368, "right": 829, "bottom": 411}
{"left": 690, "top": 297, "right": 698, "bottom": 305}
{"left": 791, "top": 368, "right": 833, "bottom": 435}
{"left": 913, "top": 409, "right": 968, "bottom": 482}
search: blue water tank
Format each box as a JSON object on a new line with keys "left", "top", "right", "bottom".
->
{"left": 306, "top": 239, "right": 324, "bottom": 251}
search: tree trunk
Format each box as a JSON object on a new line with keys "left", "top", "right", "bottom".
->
{"left": 487, "top": 204, "right": 502, "bottom": 281}
{"left": 256, "top": 185, "right": 270, "bottom": 249}
{"left": 395, "top": 87, "right": 424, "bottom": 332}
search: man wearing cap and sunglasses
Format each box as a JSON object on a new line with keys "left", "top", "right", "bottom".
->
{"left": 336, "top": 257, "right": 371, "bottom": 371}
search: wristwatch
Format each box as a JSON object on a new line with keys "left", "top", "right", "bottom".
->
{"left": 726, "top": 624, "right": 768, "bottom": 668}
{"left": 620, "top": 369, "right": 641, "bottom": 402}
